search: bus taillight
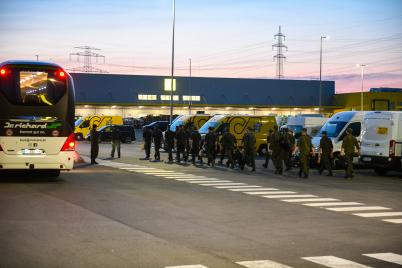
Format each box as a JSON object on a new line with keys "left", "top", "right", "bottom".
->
{"left": 0, "top": 68, "right": 7, "bottom": 76}
{"left": 61, "top": 134, "right": 76, "bottom": 151}
{"left": 55, "top": 70, "right": 66, "bottom": 79}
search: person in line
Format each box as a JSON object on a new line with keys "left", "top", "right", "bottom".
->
{"left": 110, "top": 125, "right": 121, "bottom": 158}
{"left": 318, "top": 131, "right": 333, "bottom": 176}
{"left": 262, "top": 129, "right": 273, "bottom": 169}
{"left": 341, "top": 127, "right": 360, "bottom": 179}
{"left": 243, "top": 127, "right": 256, "bottom": 172}
{"left": 205, "top": 127, "right": 217, "bottom": 167}
{"left": 184, "top": 124, "right": 192, "bottom": 162}
{"left": 152, "top": 125, "right": 163, "bottom": 161}
{"left": 221, "top": 127, "right": 236, "bottom": 168}
{"left": 190, "top": 125, "right": 202, "bottom": 165}
{"left": 90, "top": 123, "right": 99, "bottom": 164}
{"left": 165, "top": 125, "right": 175, "bottom": 162}
{"left": 297, "top": 128, "right": 313, "bottom": 179}
{"left": 175, "top": 125, "right": 186, "bottom": 163}
{"left": 271, "top": 125, "right": 283, "bottom": 174}
{"left": 283, "top": 128, "right": 296, "bottom": 171}
{"left": 142, "top": 126, "right": 153, "bottom": 160}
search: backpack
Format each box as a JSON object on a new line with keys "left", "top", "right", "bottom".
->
{"left": 279, "top": 133, "right": 290, "bottom": 150}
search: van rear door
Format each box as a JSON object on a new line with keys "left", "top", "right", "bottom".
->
{"left": 361, "top": 116, "right": 392, "bottom": 157}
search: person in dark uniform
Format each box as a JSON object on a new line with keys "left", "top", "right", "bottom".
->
{"left": 221, "top": 127, "right": 236, "bottom": 168}
{"left": 110, "top": 125, "right": 121, "bottom": 158}
{"left": 175, "top": 125, "right": 186, "bottom": 163}
{"left": 284, "top": 128, "right": 296, "bottom": 171}
{"left": 341, "top": 127, "right": 360, "bottom": 179}
{"left": 142, "top": 126, "right": 153, "bottom": 159}
{"left": 90, "top": 123, "right": 99, "bottom": 164}
{"left": 319, "top": 131, "right": 333, "bottom": 176}
{"left": 152, "top": 125, "right": 163, "bottom": 161}
{"left": 271, "top": 125, "right": 283, "bottom": 174}
{"left": 243, "top": 127, "right": 256, "bottom": 171}
{"left": 263, "top": 129, "right": 274, "bottom": 169}
{"left": 165, "top": 125, "right": 175, "bottom": 162}
{"left": 297, "top": 128, "right": 313, "bottom": 178}
{"left": 190, "top": 126, "right": 202, "bottom": 165}
{"left": 183, "top": 124, "right": 192, "bottom": 162}
{"left": 205, "top": 127, "right": 217, "bottom": 167}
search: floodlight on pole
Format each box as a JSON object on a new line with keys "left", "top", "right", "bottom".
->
{"left": 357, "top": 64, "right": 367, "bottom": 111}
{"left": 319, "top": 35, "right": 329, "bottom": 110}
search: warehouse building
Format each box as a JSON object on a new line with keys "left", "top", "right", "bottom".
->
{"left": 72, "top": 73, "right": 336, "bottom": 117}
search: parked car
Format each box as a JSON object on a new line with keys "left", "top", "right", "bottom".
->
{"left": 360, "top": 111, "right": 402, "bottom": 175}
{"left": 86, "top": 125, "right": 136, "bottom": 143}
{"left": 142, "top": 121, "right": 169, "bottom": 132}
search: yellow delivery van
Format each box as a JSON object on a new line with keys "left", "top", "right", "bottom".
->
{"left": 74, "top": 116, "right": 123, "bottom": 140}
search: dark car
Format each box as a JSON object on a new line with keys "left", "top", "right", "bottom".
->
{"left": 142, "top": 121, "right": 169, "bottom": 132}
{"left": 86, "top": 125, "right": 136, "bottom": 143}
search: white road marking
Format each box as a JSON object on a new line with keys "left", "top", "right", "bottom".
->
{"left": 165, "top": 265, "right": 208, "bottom": 268}
{"left": 302, "top": 256, "right": 373, "bottom": 268}
{"left": 175, "top": 178, "right": 218, "bottom": 181}
{"left": 200, "top": 183, "right": 246, "bottom": 186}
{"left": 142, "top": 172, "right": 178, "bottom": 175}
{"left": 363, "top": 252, "right": 402, "bottom": 265}
{"left": 326, "top": 206, "right": 390, "bottom": 212}
{"left": 236, "top": 259, "right": 293, "bottom": 268}
{"left": 382, "top": 219, "right": 402, "bottom": 223}
{"left": 352, "top": 212, "right": 402, "bottom": 217}
{"left": 283, "top": 198, "right": 339, "bottom": 203}
{"left": 303, "top": 202, "right": 362, "bottom": 206}
{"left": 214, "top": 185, "right": 258, "bottom": 189}
{"left": 186, "top": 180, "right": 231, "bottom": 184}
{"left": 244, "top": 191, "right": 297, "bottom": 195}
{"left": 153, "top": 173, "right": 189, "bottom": 176}
{"left": 163, "top": 176, "right": 207, "bottom": 179}
{"left": 263, "top": 195, "right": 317, "bottom": 199}
{"left": 120, "top": 167, "right": 156, "bottom": 170}
{"left": 228, "top": 187, "right": 278, "bottom": 191}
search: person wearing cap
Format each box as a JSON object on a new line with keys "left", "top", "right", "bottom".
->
{"left": 263, "top": 129, "right": 273, "bottom": 169}
{"left": 175, "top": 125, "right": 186, "bottom": 163}
{"left": 243, "top": 126, "right": 256, "bottom": 171}
{"left": 220, "top": 126, "right": 236, "bottom": 168}
{"left": 283, "top": 127, "right": 296, "bottom": 171}
{"left": 110, "top": 125, "right": 121, "bottom": 159}
{"left": 271, "top": 125, "right": 283, "bottom": 174}
{"left": 90, "top": 123, "right": 99, "bottom": 164}
{"left": 341, "top": 127, "right": 360, "bottom": 179}
{"left": 190, "top": 125, "right": 202, "bottom": 165}
{"left": 319, "top": 130, "right": 333, "bottom": 176}
{"left": 152, "top": 125, "right": 163, "bottom": 161}
{"left": 205, "top": 126, "right": 217, "bottom": 167}
{"left": 164, "top": 125, "right": 175, "bottom": 162}
{"left": 297, "top": 127, "right": 313, "bottom": 178}
{"left": 142, "top": 126, "right": 153, "bottom": 160}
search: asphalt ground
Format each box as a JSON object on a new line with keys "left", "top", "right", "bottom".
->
{"left": 0, "top": 140, "right": 401, "bottom": 268}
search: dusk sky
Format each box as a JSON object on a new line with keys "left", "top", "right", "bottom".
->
{"left": 1, "top": 0, "right": 401, "bottom": 93}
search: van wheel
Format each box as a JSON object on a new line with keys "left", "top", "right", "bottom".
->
{"left": 258, "top": 144, "right": 267, "bottom": 156}
{"left": 75, "top": 133, "right": 83, "bottom": 141}
{"left": 374, "top": 168, "right": 388, "bottom": 176}
{"left": 126, "top": 137, "right": 132, "bottom": 144}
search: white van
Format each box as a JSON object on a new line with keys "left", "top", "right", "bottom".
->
{"left": 286, "top": 115, "right": 328, "bottom": 139}
{"left": 360, "top": 111, "right": 402, "bottom": 175}
{"left": 312, "top": 111, "right": 366, "bottom": 168}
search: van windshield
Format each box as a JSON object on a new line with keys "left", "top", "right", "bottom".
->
{"left": 170, "top": 120, "right": 184, "bottom": 131}
{"left": 75, "top": 118, "right": 83, "bottom": 127}
{"left": 317, "top": 121, "right": 347, "bottom": 137}
{"left": 199, "top": 121, "right": 220, "bottom": 134}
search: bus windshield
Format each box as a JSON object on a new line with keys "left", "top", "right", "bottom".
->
{"left": 0, "top": 67, "right": 67, "bottom": 106}
{"left": 317, "top": 121, "right": 347, "bottom": 137}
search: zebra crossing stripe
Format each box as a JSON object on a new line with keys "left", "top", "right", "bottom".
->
{"left": 363, "top": 252, "right": 402, "bottom": 265}
{"left": 263, "top": 194, "right": 317, "bottom": 199}
{"left": 352, "top": 212, "right": 402, "bottom": 218}
{"left": 187, "top": 180, "right": 230, "bottom": 184}
{"left": 244, "top": 191, "right": 297, "bottom": 195}
{"left": 283, "top": 198, "right": 339, "bottom": 203}
{"left": 165, "top": 265, "right": 208, "bottom": 268}
{"left": 303, "top": 202, "right": 361, "bottom": 206}
{"left": 154, "top": 174, "right": 188, "bottom": 177}
{"left": 200, "top": 183, "right": 246, "bottom": 186}
{"left": 236, "top": 259, "right": 293, "bottom": 268}
{"left": 175, "top": 178, "right": 218, "bottom": 181}
{"left": 120, "top": 167, "right": 156, "bottom": 170}
{"left": 302, "top": 256, "right": 373, "bottom": 268}
{"left": 228, "top": 187, "right": 278, "bottom": 191}
{"left": 326, "top": 206, "right": 390, "bottom": 212}
{"left": 382, "top": 219, "right": 402, "bottom": 223}
{"left": 214, "top": 185, "right": 259, "bottom": 189}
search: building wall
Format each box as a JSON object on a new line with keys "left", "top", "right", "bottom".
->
{"left": 71, "top": 73, "right": 335, "bottom": 107}
{"left": 334, "top": 92, "right": 402, "bottom": 112}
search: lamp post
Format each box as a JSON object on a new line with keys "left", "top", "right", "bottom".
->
{"left": 319, "top": 35, "right": 329, "bottom": 111}
{"left": 357, "top": 64, "right": 367, "bottom": 111}
{"left": 189, "top": 58, "right": 192, "bottom": 115}
{"left": 169, "top": 0, "right": 176, "bottom": 124}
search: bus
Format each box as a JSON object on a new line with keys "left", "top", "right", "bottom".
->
{"left": 0, "top": 60, "right": 76, "bottom": 178}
